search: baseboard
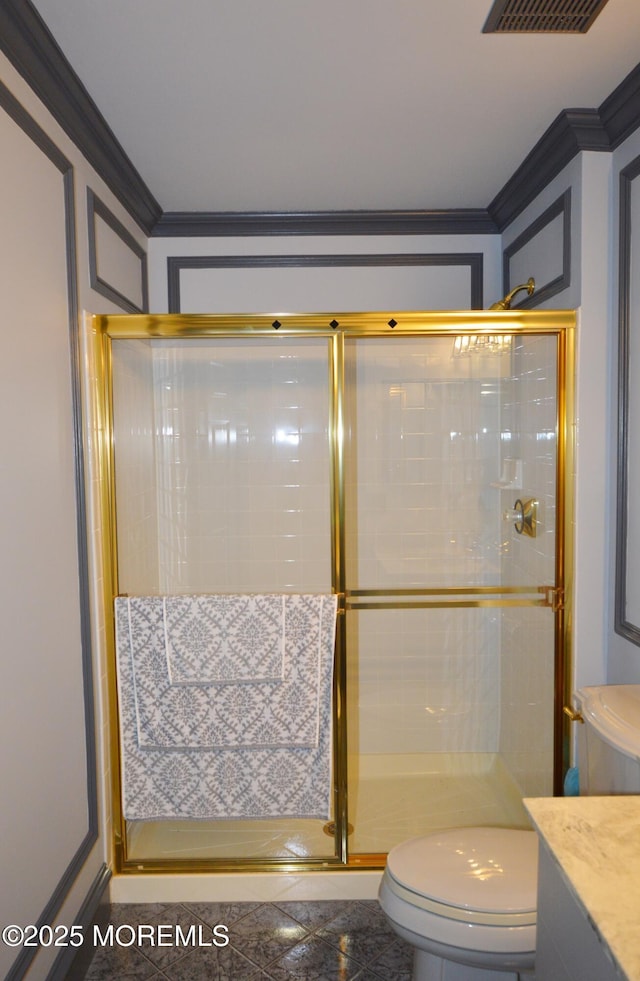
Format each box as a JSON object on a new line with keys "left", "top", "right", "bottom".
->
{"left": 46, "top": 864, "right": 111, "bottom": 981}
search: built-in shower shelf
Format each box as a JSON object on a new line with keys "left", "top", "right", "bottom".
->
{"left": 491, "top": 457, "right": 523, "bottom": 489}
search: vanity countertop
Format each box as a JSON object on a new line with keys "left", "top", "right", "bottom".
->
{"left": 525, "top": 795, "right": 640, "bottom": 981}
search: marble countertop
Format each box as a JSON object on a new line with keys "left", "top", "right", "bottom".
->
{"left": 525, "top": 795, "right": 640, "bottom": 981}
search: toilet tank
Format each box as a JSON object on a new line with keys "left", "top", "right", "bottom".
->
{"left": 574, "top": 685, "right": 640, "bottom": 794}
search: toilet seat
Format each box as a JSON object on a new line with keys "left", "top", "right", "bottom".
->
{"left": 380, "top": 827, "right": 537, "bottom": 956}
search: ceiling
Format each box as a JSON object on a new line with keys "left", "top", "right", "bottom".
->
{"left": 28, "top": 0, "right": 640, "bottom": 215}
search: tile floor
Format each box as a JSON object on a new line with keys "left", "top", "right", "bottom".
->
{"left": 83, "top": 899, "right": 413, "bottom": 980}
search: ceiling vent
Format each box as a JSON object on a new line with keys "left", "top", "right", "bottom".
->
{"left": 483, "top": 0, "right": 611, "bottom": 33}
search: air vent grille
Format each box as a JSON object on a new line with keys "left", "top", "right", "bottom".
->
{"left": 483, "top": 0, "right": 611, "bottom": 33}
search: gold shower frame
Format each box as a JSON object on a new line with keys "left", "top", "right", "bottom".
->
{"left": 91, "top": 309, "right": 576, "bottom": 875}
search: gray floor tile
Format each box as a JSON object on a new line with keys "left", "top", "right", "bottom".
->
{"left": 160, "top": 943, "right": 267, "bottom": 980}
{"left": 133, "top": 905, "right": 209, "bottom": 971}
{"left": 315, "top": 899, "right": 397, "bottom": 967}
{"left": 224, "top": 903, "right": 308, "bottom": 968}
{"left": 181, "top": 901, "right": 263, "bottom": 928}
{"left": 264, "top": 934, "right": 363, "bottom": 981}
{"left": 364, "top": 937, "right": 414, "bottom": 979}
{"left": 82, "top": 899, "right": 401, "bottom": 980}
{"left": 83, "top": 943, "right": 161, "bottom": 981}
{"left": 271, "top": 899, "right": 351, "bottom": 930}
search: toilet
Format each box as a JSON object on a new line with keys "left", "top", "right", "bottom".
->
{"left": 378, "top": 684, "right": 640, "bottom": 981}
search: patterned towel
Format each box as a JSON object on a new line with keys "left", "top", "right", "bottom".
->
{"left": 120, "top": 595, "right": 324, "bottom": 750}
{"left": 163, "top": 594, "right": 285, "bottom": 684}
{"left": 114, "top": 594, "right": 337, "bottom": 821}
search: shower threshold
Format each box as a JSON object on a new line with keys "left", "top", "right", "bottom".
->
{"left": 123, "top": 752, "right": 532, "bottom": 864}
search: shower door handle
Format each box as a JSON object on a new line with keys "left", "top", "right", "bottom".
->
{"left": 504, "top": 498, "right": 538, "bottom": 537}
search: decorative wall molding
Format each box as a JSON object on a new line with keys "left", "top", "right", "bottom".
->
{"left": 615, "top": 153, "right": 640, "bottom": 646}
{"left": 87, "top": 188, "right": 149, "bottom": 312}
{"left": 600, "top": 61, "right": 640, "bottom": 150}
{"left": 0, "top": 78, "right": 98, "bottom": 981}
{"left": 502, "top": 190, "right": 571, "bottom": 308}
{"left": 154, "top": 209, "right": 497, "bottom": 237}
{"left": 489, "top": 111, "right": 606, "bottom": 230}
{"left": 167, "top": 252, "right": 484, "bottom": 313}
{"left": 0, "top": 0, "right": 161, "bottom": 234}
{"left": 0, "top": 4, "right": 638, "bottom": 236}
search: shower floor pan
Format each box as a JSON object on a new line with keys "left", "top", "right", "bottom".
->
{"left": 124, "top": 752, "right": 532, "bottom": 864}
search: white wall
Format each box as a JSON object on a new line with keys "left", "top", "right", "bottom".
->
{"left": 574, "top": 152, "right": 616, "bottom": 689}
{"left": 148, "top": 233, "right": 502, "bottom": 314}
{"left": 0, "top": 50, "right": 147, "bottom": 981}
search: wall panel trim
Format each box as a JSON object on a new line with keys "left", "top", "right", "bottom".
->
{"left": 0, "top": 77, "right": 98, "bottom": 981}
{"left": 615, "top": 153, "right": 640, "bottom": 646}
{"left": 167, "top": 252, "right": 484, "bottom": 313}
{"left": 502, "top": 190, "right": 571, "bottom": 308}
{"left": 87, "top": 188, "right": 149, "bottom": 313}
{"left": 46, "top": 864, "right": 111, "bottom": 981}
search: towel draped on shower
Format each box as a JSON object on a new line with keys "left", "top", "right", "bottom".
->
{"left": 163, "top": 594, "right": 286, "bottom": 685}
{"left": 114, "top": 593, "right": 337, "bottom": 821}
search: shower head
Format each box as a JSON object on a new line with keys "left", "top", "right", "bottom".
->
{"left": 489, "top": 277, "right": 535, "bottom": 311}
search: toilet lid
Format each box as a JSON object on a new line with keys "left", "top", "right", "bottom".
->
{"left": 386, "top": 827, "right": 537, "bottom": 915}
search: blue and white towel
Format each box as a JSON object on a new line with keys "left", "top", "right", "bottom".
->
{"left": 164, "top": 594, "right": 286, "bottom": 684}
{"left": 114, "top": 593, "right": 337, "bottom": 821}
{"left": 123, "top": 595, "right": 323, "bottom": 750}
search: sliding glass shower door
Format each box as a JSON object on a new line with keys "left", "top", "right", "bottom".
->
{"left": 94, "top": 311, "right": 574, "bottom": 872}
{"left": 343, "top": 332, "right": 565, "bottom": 859}
{"left": 109, "top": 335, "right": 339, "bottom": 865}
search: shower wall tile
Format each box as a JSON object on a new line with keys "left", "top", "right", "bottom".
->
{"left": 350, "top": 608, "right": 500, "bottom": 756}
{"left": 113, "top": 338, "right": 333, "bottom": 594}
{"left": 109, "top": 333, "right": 555, "bottom": 790}
{"left": 500, "top": 336, "right": 558, "bottom": 591}
{"left": 348, "top": 339, "right": 505, "bottom": 592}
{"left": 348, "top": 339, "right": 505, "bottom": 758}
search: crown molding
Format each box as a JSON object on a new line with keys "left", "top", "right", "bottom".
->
{"left": 488, "top": 108, "right": 609, "bottom": 229}
{"left": 152, "top": 209, "right": 498, "bottom": 237}
{"left": 599, "top": 60, "right": 640, "bottom": 149}
{"left": 490, "top": 61, "right": 640, "bottom": 229}
{"left": 0, "top": 0, "right": 161, "bottom": 234}
{"left": 1, "top": 3, "right": 639, "bottom": 236}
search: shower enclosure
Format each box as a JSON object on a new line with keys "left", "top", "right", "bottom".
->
{"left": 91, "top": 309, "right": 574, "bottom": 873}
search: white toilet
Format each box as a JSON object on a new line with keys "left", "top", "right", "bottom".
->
{"left": 378, "top": 684, "right": 640, "bottom": 981}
